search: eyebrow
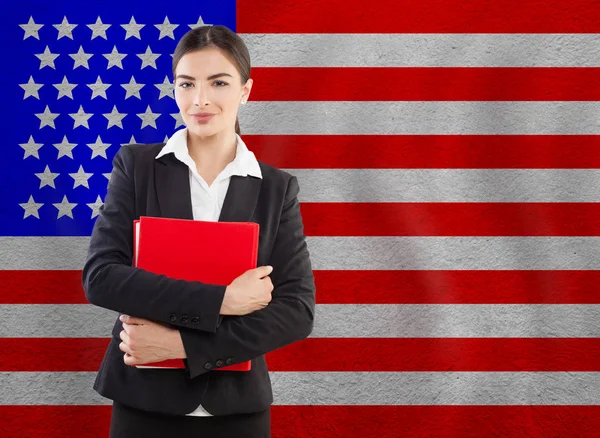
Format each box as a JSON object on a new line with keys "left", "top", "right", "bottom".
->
{"left": 174, "top": 73, "right": 233, "bottom": 81}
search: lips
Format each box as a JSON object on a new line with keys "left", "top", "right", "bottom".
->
{"left": 191, "top": 113, "right": 215, "bottom": 123}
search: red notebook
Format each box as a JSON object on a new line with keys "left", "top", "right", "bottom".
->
{"left": 131, "top": 215, "right": 258, "bottom": 371}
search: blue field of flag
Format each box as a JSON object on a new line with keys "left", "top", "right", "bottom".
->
{"left": 0, "top": 1, "right": 236, "bottom": 235}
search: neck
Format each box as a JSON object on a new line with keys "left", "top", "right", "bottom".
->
{"left": 186, "top": 129, "right": 237, "bottom": 176}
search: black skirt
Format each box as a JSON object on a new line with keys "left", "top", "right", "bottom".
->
{"left": 109, "top": 400, "right": 271, "bottom": 438}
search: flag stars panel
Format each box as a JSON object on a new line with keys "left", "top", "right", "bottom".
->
{"left": 11, "top": 12, "right": 223, "bottom": 226}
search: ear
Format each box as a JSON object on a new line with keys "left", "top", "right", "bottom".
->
{"left": 241, "top": 78, "right": 253, "bottom": 101}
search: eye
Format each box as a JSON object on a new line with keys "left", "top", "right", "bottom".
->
{"left": 214, "top": 81, "right": 228, "bottom": 87}
{"left": 178, "top": 82, "right": 193, "bottom": 88}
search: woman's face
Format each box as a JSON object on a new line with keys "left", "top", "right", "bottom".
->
{"left": 173, "top": 47, "right": 252, "bottom": 138}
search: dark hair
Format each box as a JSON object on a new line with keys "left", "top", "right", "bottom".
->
{"left": 172, "top": 25, "right": 251, "bottom": 136}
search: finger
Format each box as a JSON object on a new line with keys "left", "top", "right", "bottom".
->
{"left": 256, "top": 265, "right": 273, "bottom": 278}
{"left": 120, "top": 314, "right": 148, "bottom": 325}
{"left": 119, "top": 341, "right": 133, "bottom": 356}
{"left": 123, "top": 353, "right": 137, "bottom": 366}
{"left": 122, "top": 322, "right": 136, "bottom": 334}
{"left": 119, "top": 329, "right": 130, "bottom": 344}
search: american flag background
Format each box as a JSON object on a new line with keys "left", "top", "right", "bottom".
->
{"left": 2, "top": 0, "right": 600, "bottom": 436}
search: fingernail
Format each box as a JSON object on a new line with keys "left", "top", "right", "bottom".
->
{"left": 120, "top": 315, "right": 125, "bottom": 321}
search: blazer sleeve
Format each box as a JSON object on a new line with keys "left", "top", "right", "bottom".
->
{"left": 179, "top": 175, "right": 316, "bottom": 378}
{"left": 81, "top": 145, "right": 227, "bottom": 334}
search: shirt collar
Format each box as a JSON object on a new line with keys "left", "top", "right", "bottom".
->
{"left": 155, "top": 128, "right": 262, "bottom": 179}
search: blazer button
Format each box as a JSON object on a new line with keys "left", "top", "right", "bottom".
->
{"left": 180, "top": 315, "right": 189, "bottom": 324}
{"left": 191, "top": 316, "right": 200, "bottom": 325}
{"left": 204, "top": 362, "right": 214, "bottom": 370}
{"left": 215, "top": 359, "right": 224, "bottom": 367}
{"left": 169, "top": 314, "right": 177, "bottom": 323}
{"left": 225, "top": 357, "right": 233, "bottom": 365}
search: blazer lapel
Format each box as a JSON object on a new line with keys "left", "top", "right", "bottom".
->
{"left": 155, "top": 153, "right": 262, "bottom": 223}
{"left": 155, "top": 154, "right": 193, "bottom": 220}
{"left": 218, "top": 174, "right": 262, "bottom": 223}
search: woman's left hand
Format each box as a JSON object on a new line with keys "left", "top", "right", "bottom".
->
{"left": 118, "top": 314, "right": 187, "bottom": 366}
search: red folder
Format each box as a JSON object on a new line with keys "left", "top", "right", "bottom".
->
{"left": 131, "top": 215, "right": 258, "bottom": 371}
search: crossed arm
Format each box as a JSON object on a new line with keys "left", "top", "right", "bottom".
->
{"left": 82, "top": 146, "right": 316, "bottom": 378}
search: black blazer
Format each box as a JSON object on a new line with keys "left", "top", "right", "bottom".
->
{"left": 81, "top": 142, "right": 316, "bottom": 416}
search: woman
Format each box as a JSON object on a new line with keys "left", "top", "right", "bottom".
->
{"left": 81, "top": 24, "right": 316, "bottom": 437}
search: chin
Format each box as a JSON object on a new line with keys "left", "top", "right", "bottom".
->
{"left": 187, "top": 124, "right": 219, "bottom": 137}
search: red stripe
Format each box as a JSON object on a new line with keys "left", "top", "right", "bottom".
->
{"left": 237, "top": 0, "right": 600, "bottom": 33}
{"left": 0, "top": 270, "right": 88, "bottom": 304}
{"left": 2, "top": 338, "right": 598, "bottom": 372}
{"left": 300, "top": 203, "right": 600, "bottom": 236}
{"left": 313, "top": 270, "right": 600, "bottom": 304}
{"left": 0, "top": 338, "right": 107, "bottom": 371}
{"left": 250, "top": 68, "right": 600, "bottom": 101}
{"left": 2, "top": 406, "right": 599, "bottom": 437}
{"left": 273, "top": 406, "right": 600, "bottom": 438}
{"left": 2, "top": 270, "right": 599, "bottom": 304}
{"left": 244, "top": 135, "right": 600, "bottom": 169}
{"left": 0, "top": 406, "right": 112, "bottom": 438}
{"left": 268, "top": 338, "right": 600, "bottom": 372}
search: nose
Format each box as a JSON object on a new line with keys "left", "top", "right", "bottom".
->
{"left": 192, "top": 82, "right": 210, "bottom": 106}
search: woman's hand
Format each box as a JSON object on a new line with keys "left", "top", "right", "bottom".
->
{"left": 118, "top": 314, "right": 187, "bottom": 366}
{"left": 220, "top": 265, "right": 274, "bottom": 316}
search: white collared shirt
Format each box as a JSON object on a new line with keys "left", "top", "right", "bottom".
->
{"left": 155, "top": 127, "right": 262, "bottom": 416}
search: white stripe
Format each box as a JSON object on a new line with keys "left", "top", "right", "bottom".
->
{"left": 239, "top": 102, "right": 600, "bottom": 134}
{"left": 282, "top": 169, "right": 600, "bottom": 203}
{"left": 2, "top": 236, "right": 599, "bottom": 270}
{"left": 1, "top": 304, "right": 598, "bottom": 338}
{"left": 10, "top": 169, "right": 600, "bottom": 205}
{"left": 240, "top": 33, "right": 600, "bottom": 67}
{"left": 9, "top": 169, "right": 600, "bottom": 207}
{"left": 0, "top": 372, "right": 598, "bottom": 405}
{"left": 306, "top": 236, "right": 600, "bottom": 270}
{"left": 0, "top": 236, "right": 90, "bottom": 270}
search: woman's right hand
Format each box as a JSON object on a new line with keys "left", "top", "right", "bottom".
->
{"left": 220, "top": 266, "right": 274, "bottom": 316}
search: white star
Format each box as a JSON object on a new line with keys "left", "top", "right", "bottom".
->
{"left": 69, "top": 46, "right": 93, "bottom": 69}
{"left": 103, "top": 106, "right": 127, "bottom": 129}
{"left": 87, "top": 195, "right": 104, "bottom": 219}
{"left": 87, "top": 16, "right": 110, "bottom": 40}
{"left": 103, "top": 172, "right": 112, "bottom": 184}
{"left": 87, "top": 136, "right": 111, "bottom": 159}
{"left": 20, "top": 17, "right": 43, "bottom": 40}
{"left": 54, "top": 16, "right": 77, "bottom": 40}
{"left": 35, "top": 46, "right": 59, "bottom": 69}
{"left": 53, "top": 135, "right": 78, "bottom": 159}
{"left": 19, "top": 76, "right": 43, "bottom": 99}
{"left": 20, "top": 195, "right": 44, "bottom": 219}
{"left": 69, "top": 165, "right": 93, "bottom": 189}
{"left": 69, "top": 105, "right": 93, "bottom": 129}
{"left": 189, "top": 16, "right": 212, "bottom": 29}
{"left": 54, "top": 195, "right": 77, "bottom": 219}
{"left": 35, "top": 106, "right": 59, "bottom": 129}
{"left": 164, "top": 134, "right": 169, "bottom": 142}
{"left": 155, "top": 76, "right": 173, "bottom": 99}
{"left": 155, "top": 16, "right": 178, "bottom": 39}
{"left": 121, "top": 76, "right": 145, "bottom": 99}
{"left": 19, "top": 135, "right": 44, "bottom": 159}
{"left": 122, "top": 135, "right": 138, "bottom": 146}
{"left": 137, "top": 46, "right": 160, "bottom": 69}
{"left": 121, "top": 16, "right": 144, "bottom": 39}
{"left": 87, "top": 76, "right": 111, "bottom": 99}
{"left": 35, "top": 165, "right": 60, "bottom": 189}
{"left": 53, "top": 76, "right": 78, "bottom": 99}
{"left": 171, "top": 112, "right": 185, "bottom": 128}
{"left": 137, "top": 105, "right": 160, "bottom": 129}
{"left": 104, "top": 46, "right": 127, "bottom": 69}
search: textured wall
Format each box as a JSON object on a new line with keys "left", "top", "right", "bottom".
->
{"left": 2, "top": 0, "right": 600, "bottom": 437}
